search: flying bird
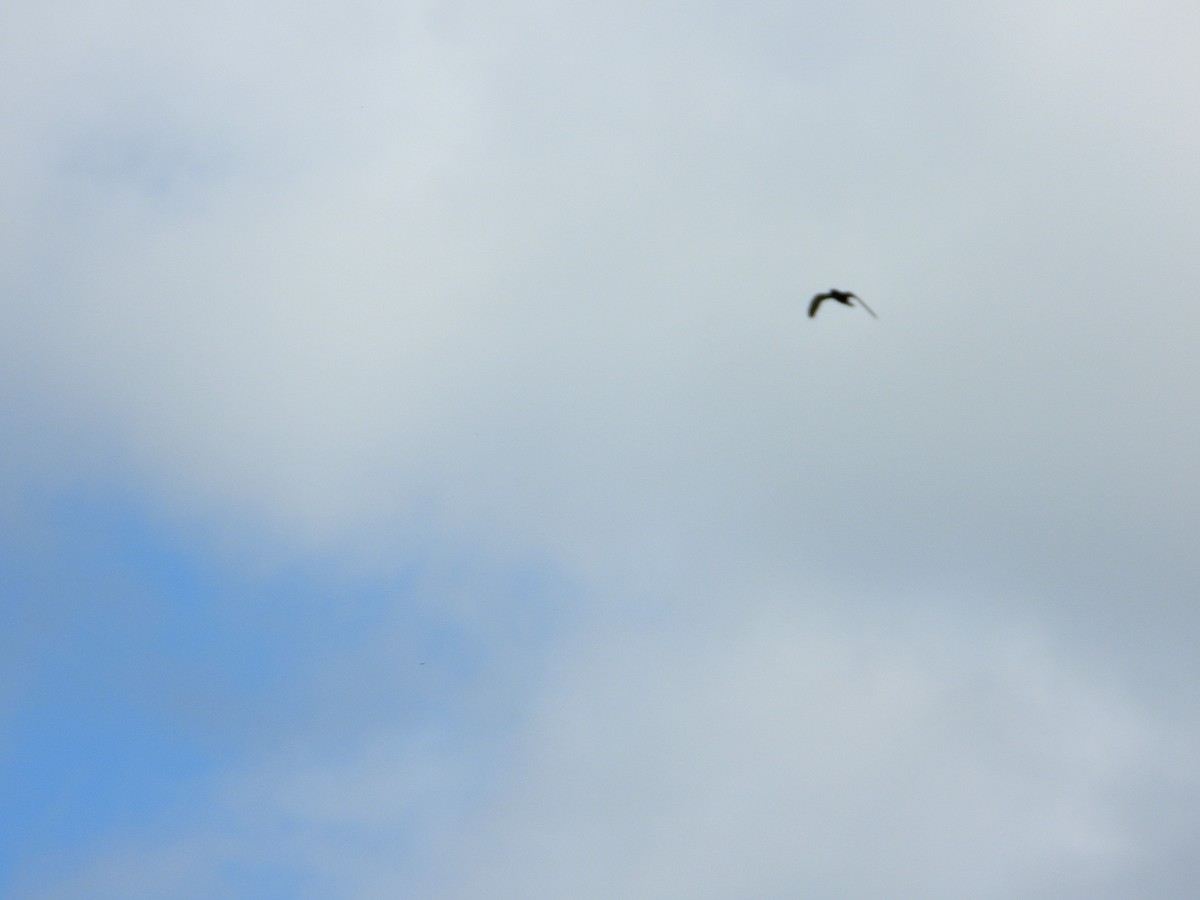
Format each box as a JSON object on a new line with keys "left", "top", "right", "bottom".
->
{"left": 808, "top": 289, "right": 877, "bottom": 319}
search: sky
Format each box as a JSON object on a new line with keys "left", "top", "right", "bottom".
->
{"left": 3, "top": 0, "right": 1200, "bottom": 896}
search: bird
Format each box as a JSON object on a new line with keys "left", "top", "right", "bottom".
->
{"left": 808, "top": 289, "right": 877, "bottom": 319}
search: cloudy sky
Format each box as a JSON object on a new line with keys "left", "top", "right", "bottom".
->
{"left": 4, "top": 0, "right": 1200, "bottom": 896}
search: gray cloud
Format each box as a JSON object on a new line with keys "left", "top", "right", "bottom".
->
{"left": 441, "top": 610, "right": 1170, "bottom": 900}
{"left": 4, "top": 0, "right": 1200, "bottom": 895}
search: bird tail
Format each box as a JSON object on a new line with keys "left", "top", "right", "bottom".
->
{"left": 854, "top": 297, "right": 879, "bottom": 318}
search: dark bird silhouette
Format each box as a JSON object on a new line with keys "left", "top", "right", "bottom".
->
{"left": 809, "top": 289, "right": 877, "bottom": 319}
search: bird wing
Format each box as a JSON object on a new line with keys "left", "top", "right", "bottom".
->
{"left": 808, "top": 292, "right": 832, "bottom": 317}
{"left": 852, "top": 296, "right": 879, "bottom": 318}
